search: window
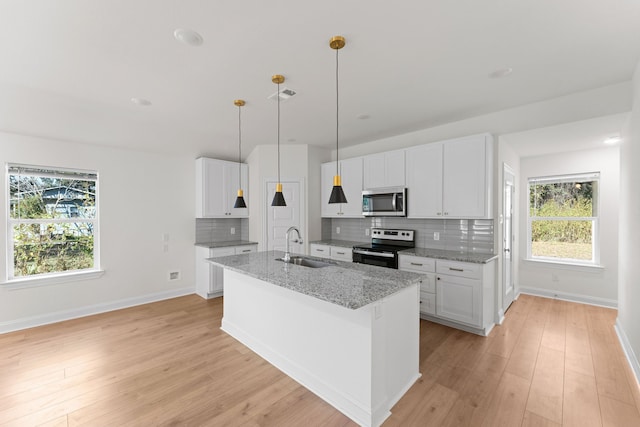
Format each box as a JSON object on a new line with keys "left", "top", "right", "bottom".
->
{"left": 528, "top": 172, "right": 599, "bottom": 265}
{"left": 7, "top": 164, "right": 99, "bottom": 281}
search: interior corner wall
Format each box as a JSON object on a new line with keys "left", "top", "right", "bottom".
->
{"left": 617, "top": 60, "right": 640, "bottom": 382}
{"left": 517, "top": 147, "right": 620, "bottom": 306}
{"left": 0, "top": 132, "right": 195, "bottom": 333}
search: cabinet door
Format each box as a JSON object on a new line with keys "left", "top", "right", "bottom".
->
{"left": 198, "top": 158, "right": 226, "bottom": 217}
{"left": 405, "top": 143, "right": 443, "bottom": 217}
{"left": 363, "top": 151, "right": 405, "bottom": 189}
{"left": 419, "top": 292, "right": 436, "bottom": 315}
{"left": 310, "top": 244, "right": 331, "bottom": 259}
{"left": 210, "top": 247, "right": 236, "bottom": 293}
{"left": 442, "top": 136, "right": 488, "bottom": 218}
{"left": 225, "top": 162, "right": 249, "bottom": 218}
{"left": 340, "top": 157, "right": 363, "bottom": 217}
{"left": 436, "top": 274, "right": 481, "bottom": 326}
{"left": 235, "top": 244, "right": 257, "bottom": 255}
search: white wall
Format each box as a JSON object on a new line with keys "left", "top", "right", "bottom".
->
{"left": 617, "top": 61, "right": 640, "bottom": 381}
{"left": 246, "top": 144, "right": 330, "bottom": 253}
{"left": 0, "top": 132, "right": 195, "bottom": 332}
{"left": 517, "top": 147, "right": 620, "bottom": 306}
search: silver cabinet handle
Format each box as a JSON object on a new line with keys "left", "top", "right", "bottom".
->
{"left": 336, "top": 251, "right": 345, "bottom": 255}
{"left": 316, "top": 249, "right": 325, "bottom": 252}
{"left": 449, "top": 267, "right": 464, "bottom": 272}
{"left": 410, "top": 262, "right": 423, "bottom": 266}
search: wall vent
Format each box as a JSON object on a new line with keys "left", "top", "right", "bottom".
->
{"left": 268, "top": 87, "right": 297, "bottom": 101}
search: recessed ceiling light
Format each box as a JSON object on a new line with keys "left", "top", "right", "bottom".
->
{"left": 603, "top": 135, "right": 622, "bottom": 145}
{"left": 131, "top": 97, "right": 152, "bottom": 106}
{"left": 488, "top": 67, "right": 513, "bottom": 79}
{"left": 173, "top": 29, "right": 204, "bottom": 47}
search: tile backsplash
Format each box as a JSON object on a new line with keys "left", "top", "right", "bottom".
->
{"left": 195, "top": 218, "right": 249, "bottom": 243}
{"left": 325, "top": 217, "right": 494, "bottom": 254}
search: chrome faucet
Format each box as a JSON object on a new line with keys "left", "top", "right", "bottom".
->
{"left": 284, "top": 226, "right": 303, "bottom": 263}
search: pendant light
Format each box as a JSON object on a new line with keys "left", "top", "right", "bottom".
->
{"left": 233, "top": 99, "right": 247, "bottom": 209}
{"left": 271, "top": 74, "right": 287, "bottom": 207}
{"left": 328, "top": 35, "right": 348, "bottom": 204}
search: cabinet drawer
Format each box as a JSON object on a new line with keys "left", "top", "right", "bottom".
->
{"left": 236, "top": 245, "right": 257, "bottom": 254}
{"left": 436, "top": 260, "right": 481, "bottom": 280}
{"left": 310, "top": 244, "right": 331, "bottom": 259}
{"left": 399, "top": 255, "right": 435, "bottom": 273}
{"left": 419, "top": 291, "right": 436, "bottom": 315}
{"left": 330, "top": 247, "right": 352, "bottom": 262}
{"left": 211, "top": 247, "right": 236, "bottom": 257}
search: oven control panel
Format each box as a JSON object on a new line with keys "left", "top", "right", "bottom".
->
{"left": 371, "top": 229, "right": 414, "bottom": 242}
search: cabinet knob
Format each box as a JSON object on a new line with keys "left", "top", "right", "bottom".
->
{"left": 437, "top": 212, "right": 442, "bottom": 216}
{"left": 437, "top": 277, "right": 441, "bottom": 280}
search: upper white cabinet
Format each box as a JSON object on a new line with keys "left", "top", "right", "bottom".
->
{"left": 321, "top": 157, "right": 363, "bottom": 217}
{"left": 196, "top": 157, "right": 249, "bottom": 218}
{"left": 405, "top": 134, "right": 493, "bottom": 219}
{"left": 363, "top": 150, "right": 405, "bottom": 189}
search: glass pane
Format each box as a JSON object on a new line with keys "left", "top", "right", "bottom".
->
{"left": 531, "top": 220, "right": 593, "bottom": 260}
{"left": 12, "top": 223, "right": 94, "bottom": 277}
{"left": 9, "top": 174, "right": 96, "bottom": 220}
{"left": 529, "top": 180, "right": 596, "bottom": 217}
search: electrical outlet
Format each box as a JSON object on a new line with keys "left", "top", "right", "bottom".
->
{"left": 336, "top": 226, "right": 341, "bottom": 234}
{"left": 230, "top": 227, "right": 236, "bottom": 235}
{"left": 163, "top": 244, "right": 169, "bottom": 253}
{"left": 365, "top": 228, "right": 370, "bottom": 236}
{"left": 162, "top": 233, "right": 170, "bottom": 242}
{"left": 552, "top": 273, "right": 559, "bottom": 282}
{"left": 434, "top": 232, "right": 440, "bottom": 241}
{"left": 168, "top": 271, "right": 181, "bottom": 281}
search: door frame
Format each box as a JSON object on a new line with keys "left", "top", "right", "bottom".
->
{"left": 261, "top": 177, "right": 306, "bottom": 253}
{"left": 501, "top": 163, "right": 516, "bottom": 321}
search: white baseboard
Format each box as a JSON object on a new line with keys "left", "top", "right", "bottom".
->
{"left": 518, "top": 287, "right": 617, "bottom": 308}
{"left": 0, "top": 287, "right": 195, "bottom": 334}
{"left": 615, "top": 320, "right": 640, "bottom": 387}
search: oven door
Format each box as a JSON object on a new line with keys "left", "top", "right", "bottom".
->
{"left": 352, "top": 248, "right": 398, "bottom": 269}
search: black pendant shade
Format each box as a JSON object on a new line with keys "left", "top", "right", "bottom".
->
{"left": 329, "top": 185, "right": 347, "bottom": 204}
{"left": 271, "top": 189, "right": 286, "bottom": 206}
{"left": 234, "top": 193, "right": 247, "bottom": 208}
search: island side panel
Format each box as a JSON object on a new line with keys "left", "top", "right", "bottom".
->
{"left": 220, "top": 268, "right": 420, "bottom": 427}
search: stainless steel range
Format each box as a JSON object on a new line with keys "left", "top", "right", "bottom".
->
{"left": 352, "top": 228, "right": 415, "bottom": 269}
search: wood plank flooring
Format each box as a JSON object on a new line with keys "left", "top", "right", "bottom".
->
{"left": 1, "top": 294, "right": 639, "bottom": 426}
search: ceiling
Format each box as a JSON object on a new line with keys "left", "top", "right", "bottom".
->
{"left": 1, "top": 0, "right": 639, "bottom": 161}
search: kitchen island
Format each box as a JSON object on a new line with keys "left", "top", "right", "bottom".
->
{"left": 208, "top": 251, "right": 423, "bottom": 427}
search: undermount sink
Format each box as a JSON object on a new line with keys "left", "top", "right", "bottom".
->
{"left": 276, "top": 256, "right": 335, "bottom": 268}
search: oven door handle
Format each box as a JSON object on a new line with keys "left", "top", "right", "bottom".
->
{"left": 353, "top": 249, "right": 395, "bottom": 258}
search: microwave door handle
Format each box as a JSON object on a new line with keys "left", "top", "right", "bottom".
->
{"left": 392, "top": 193, "right": 397, "bottom": 211}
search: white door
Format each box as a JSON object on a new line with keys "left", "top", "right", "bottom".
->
{"left": 502, "top": 164, "right": 515, "bottom": 312}
{"left": 266, "top": 181, "right": 303, "bottom": 254}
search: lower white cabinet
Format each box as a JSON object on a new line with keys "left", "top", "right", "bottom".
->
{"left": 310, "top": 243, "right": 352, "bottom": 262}
{"left": 195, "top": 244, "right": 257, "bottom": 299}
{"left": 399, "top": 254, "right": 496, "bottom": 335}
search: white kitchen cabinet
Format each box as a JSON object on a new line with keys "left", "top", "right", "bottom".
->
{"left": 399, "top": 254, "right": 436, "bottom": 315}
{"left": 321, "top": 157, "right": 363, "bottom": 217}
{"left": 195, "top": 244, "right": 257, "bottom": 298}
{"left": 405, "top": 134, "right": 493, "bottom": 219}
{"left": 363, "top": 150, "right": 405, "bottom": 189}
{"left": 309, "top": 243, "right": 352, "bottom": 262}
{"left": 196, "top": 157, "right": 249, "bottom": 218}
{"left": 435, "top": 259, "right": 495, "bottom": 333}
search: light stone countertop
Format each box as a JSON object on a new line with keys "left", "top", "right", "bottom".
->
{"left": 309, "top": 239, "right": 366, "bottom": 249}
{"left": 207, "top": 250, "right": 423, "bottom": 310}
{"left": 195, "top": 240, "right": 258, "bottom": 249}
{"left": 400, "top": 248, "right": 498, "bottom": 264}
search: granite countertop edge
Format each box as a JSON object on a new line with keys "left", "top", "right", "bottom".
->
{"left": 195, "top": 240, "right": 259, "bottom": 249}
{"left": 207, "top": 250, "right": 423, "bottom": 310}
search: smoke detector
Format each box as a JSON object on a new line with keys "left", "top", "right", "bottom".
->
{"left": 268, "top": 87, "right": 297, "bottom": 101}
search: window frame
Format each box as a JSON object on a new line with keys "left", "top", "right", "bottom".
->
{"left": 526, "top": 172, "right": 600, "bottom": 266}
{"left": 5, "top": 163, "right": 101, "bottom": 283}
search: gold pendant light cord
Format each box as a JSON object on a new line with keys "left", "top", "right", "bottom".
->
{"left": 277, "top": 81, "right": 281, "bottom": 184}
{"left": 238, "top": 105, "right": 242, "bottom": 188}
{"left": 335, "top": 47, "right": 340, "bottom": 177}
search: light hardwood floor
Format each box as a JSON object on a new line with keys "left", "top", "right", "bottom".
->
{"left": 1, "top": 294, "right": 640, "bottom": 426}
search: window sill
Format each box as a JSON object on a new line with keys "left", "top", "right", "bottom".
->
{"left": 523, "top": 258, "right": 604, "bottom": 272}
{"left": 0, "top": 269, "right": 105, "bottom": 290}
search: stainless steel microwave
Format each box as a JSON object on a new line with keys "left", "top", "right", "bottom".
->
{"left": 362, "top": 187, "right": 406, "bottom": 217}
